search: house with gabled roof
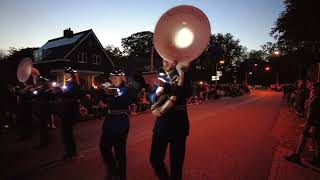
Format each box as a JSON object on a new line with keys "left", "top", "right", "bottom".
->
{"left": 34, "top": 28, "right": 114, "bottom": 88}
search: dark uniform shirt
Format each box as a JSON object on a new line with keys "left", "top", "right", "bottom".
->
{"left": 151, "top": 69, "right": 192, "bottom": 137}
{"left": 61, "top": 80, "right": 81, "bottom": 120}
{"left": 102, "top": 84, "right": 134, "bottom": 133}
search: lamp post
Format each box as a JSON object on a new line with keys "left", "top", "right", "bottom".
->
{"left": 272, "top": 50, "right": 282, "bottom": 86}
{"left": 215, "top": 60, "right": 225, "bottom": 85}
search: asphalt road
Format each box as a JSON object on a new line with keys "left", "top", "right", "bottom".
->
{"left": 2, "top": 90, "right": 283, "bottom": 180}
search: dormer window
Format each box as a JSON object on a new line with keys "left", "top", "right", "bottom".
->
{"left": 93, "top": 54, "right": 101, "bottom": 65}
{"left": 34, "top": 50, "right": 43, "bottom": 62}
{"left": 78, "top": 52, "right": 87, "bottom": 63}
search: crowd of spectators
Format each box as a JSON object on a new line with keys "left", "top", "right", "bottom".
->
{"left": 282, "top": 81, "right": 310, "bottom": 117}
{"left": 0, "top": 81, "right": 251, "bottom": 135}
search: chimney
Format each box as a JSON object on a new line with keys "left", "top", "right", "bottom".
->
{"left": 63, "top": 28, "right": 73, "bottom": 38}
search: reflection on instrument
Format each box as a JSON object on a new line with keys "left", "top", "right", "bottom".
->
{"left": 17, "top": 58, "right": 33, "bottom": 83}
{"left": 104, "top": 87, "right": 120, "bottom": 97}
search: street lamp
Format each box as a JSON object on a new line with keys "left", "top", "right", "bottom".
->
{"left": 271, "top": 50, "right": 282, "bottom": 85}
{"left": 215, "top": 60, "right": 225, "bottom": 85}
{"left": 265, "top": 66, "right": 271, "bottom": 72}
{"left": 273, "top": 50, "right": 281, "bottom": 56}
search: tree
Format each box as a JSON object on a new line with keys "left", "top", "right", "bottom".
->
{"left": 271, "top": 0, "right": 320, "bottom": 63}
{"left": 247, "top": 50, "right": 268, "bottom": 61}
{"left": 4, "top": 47, "right": 38, "bottom": 62}
{"left": 205, "top": 33, "right": 246, "bottom": 72}
{"left": 0, "top": 49, "right": 6, "bottom": 61}
{"left": 121, "top": 31, "right": 153, "bottom": 57}
{"left": 193, "top": 33, "right": 246, "bottom": 82}
{"left": 105, "top": 45, "right": 126, "bottom": 67}
{"left": 260, "top": 42, "right": 278, "bottom": 55}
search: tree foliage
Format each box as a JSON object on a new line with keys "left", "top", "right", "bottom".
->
{"left": 271, "top": 0, "right": 320, "bottom": 62}
{"left": 247, "top": 50, "right": 268, "bottom": 61}
{"left": 205, "top": 33, "right": 246, "bottom": 72}
{"left": 0, "top": 49, "right": 6, "bottom": 61}
{"left": 121, "top": 31, "right": 153, "bottom": 57}
{"left": 5, "top": 47, "right": 38, "bottom": 61}
{"left": 105, "top": 45, "right": 127, "bottom": 67}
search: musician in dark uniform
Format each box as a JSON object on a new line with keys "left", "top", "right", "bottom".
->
{"left": 14, "top": 82, "right": 34, "bottom": 141}
{"left": 60, "top": 67, "right": 80, "bottom": 159}
{"left": 150, "top": 60, "right": 192, "bottom": 180}
{"left": 100, "top": 69, "right": 135, "bottom": 180}
{"left": 33, "top": 77, "right": 53, "bottom": 148}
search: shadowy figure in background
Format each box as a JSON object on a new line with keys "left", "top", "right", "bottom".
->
{"left": 286, "top": 82, "right": 320, "bottom": 165}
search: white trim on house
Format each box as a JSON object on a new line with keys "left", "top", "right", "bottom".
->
{"left": 78, "top": 52, "right": 88, "bottom": 63}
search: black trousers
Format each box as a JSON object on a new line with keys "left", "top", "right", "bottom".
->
{"left": 18, "top": 103, "right": 33, "bottom": 140}
{"left": 61, "top": 113, "right": 77, "bottom": 157}
{"left": 100, "top": 131, "right": 128, "bottom": 180}
{"left": 150, "top": 134, "right": 187, "bottom": 180}
{"left": 39, "top": 110, "right": 50, "bottom": 147}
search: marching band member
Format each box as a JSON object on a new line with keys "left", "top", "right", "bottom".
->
{"left": 60, "top": 67, "right": 81, "bottom": 160}
{"left": 33, "top": 76, "right": 54, "bottom": 149}
{"left": 150, "top": 59, "right": 192, "bottom": 180}
{"left": 100, "top": 69, "right": 135, "bottom": 180}
{"left": 14, "top": 82, "right": 34, "bottom": 141}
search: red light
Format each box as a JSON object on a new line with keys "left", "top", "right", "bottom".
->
{"left": 254, "top": 64, "right": 258, "bottom": 67}
{"left": 219, "top": 60, "right": 225, "bottom": 64}
{"left": 265, "top": 66, "right": 271, "bottom": 71}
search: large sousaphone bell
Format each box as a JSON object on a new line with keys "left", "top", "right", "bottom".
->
{"left": 17, "top": 57, "right": 33, "bottom": 82}
{"left": 153, "top": 5, "right": 211, "bottom": 63}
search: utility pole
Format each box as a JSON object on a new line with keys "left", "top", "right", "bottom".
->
{"left": 150, "top": 46, "right": 155, "bottom": 72}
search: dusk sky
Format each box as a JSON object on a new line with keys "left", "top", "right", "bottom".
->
{"left": 0, "top": 0, "right": 284, "bottom": 53}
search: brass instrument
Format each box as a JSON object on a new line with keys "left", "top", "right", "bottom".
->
{"left": 151, "top": 5, "right": 211, "bottom": 116}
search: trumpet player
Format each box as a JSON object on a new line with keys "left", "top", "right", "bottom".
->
{"left": 150, "top": 59, "right": 192, "bottom": 180}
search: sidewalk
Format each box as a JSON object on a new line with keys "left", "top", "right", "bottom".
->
{"left": 269, "top": 104, "right": 320, "bottom": 180}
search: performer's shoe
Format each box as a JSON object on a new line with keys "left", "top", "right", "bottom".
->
{"left": 285, "top": 153, "right": 301, "bottom": 164}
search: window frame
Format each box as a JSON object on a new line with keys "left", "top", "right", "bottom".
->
{"left": 93, "top": 54, "right": 101, "bottom": 65}
{"left": 78, "top": 52, "right": 88, "bottom": 63}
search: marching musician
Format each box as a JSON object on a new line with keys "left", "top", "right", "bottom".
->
{"left": 100, "top": 69, "right": 135, "bottom": 180}
{"left": 60, "top": 67, "right": 81, "bottom": 160}
{"left": 32, "top": 76, "right": 53, "bottom": 149}
{"left": 13, "top": 82, "right": 35, "bottom": 141}
{"left": 150, "top": 59, "right": 192, "bottom": 180}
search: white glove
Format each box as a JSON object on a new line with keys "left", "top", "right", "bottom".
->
{"left": 156, "top": 86, "right": 164, "bottom": 96}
